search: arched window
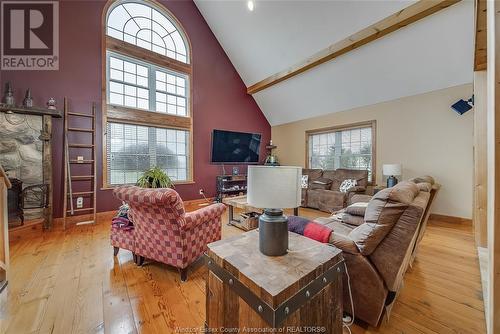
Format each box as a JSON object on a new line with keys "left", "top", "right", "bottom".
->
{"left": 102, "top": 0, "right": 192, "bottom": 186}
{"left": 107, "top": 2, "right": 188, "bottom": 63}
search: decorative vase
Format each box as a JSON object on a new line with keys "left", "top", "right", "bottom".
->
{"left": 23, "top": 89, "right": 33, "bottom": 108}
{"left": 4, "top": 82, "right": 14, "bottom": 106}
{"left": 47, "top": 97, "right": 56, "bottom": 110}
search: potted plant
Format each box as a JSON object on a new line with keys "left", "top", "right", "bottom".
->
{"left": 136, "top": 167, "right": 174, "bottom": 188}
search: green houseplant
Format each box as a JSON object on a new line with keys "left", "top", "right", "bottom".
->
{"left": 136, "top": 167, "right": 174, "bottom": 188}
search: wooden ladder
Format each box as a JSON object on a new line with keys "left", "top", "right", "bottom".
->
{"left": 62, "top": 98, "right": 97, "bottom": 229}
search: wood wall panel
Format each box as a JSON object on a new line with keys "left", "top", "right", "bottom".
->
{"left": 473, "top": 71, "right": 488, "bottom": 248}
{"left": 487, "top": 1, "right": 500, "bottom": 331}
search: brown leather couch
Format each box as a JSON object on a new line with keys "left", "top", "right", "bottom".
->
{"left": 314, "top": 180, "right": 433, "bottom": 326}
{"left": 301, "top": 168, "right": 369, "bottom": 213}
{"left": 350, "top": 175, "right": 441, "bottom": 266}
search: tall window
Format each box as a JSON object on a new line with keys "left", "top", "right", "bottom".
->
{"left": 307, "top": 121, "right": 376, "bottom": 182}
{"left": 104, "top": 0, "right": 192, "bottom": 186}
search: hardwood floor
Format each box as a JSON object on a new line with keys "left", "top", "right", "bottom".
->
{"left": 0, "top": 206, "right": 486, "bottom": 334}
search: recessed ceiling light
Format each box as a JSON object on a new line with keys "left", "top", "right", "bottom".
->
{"left": 247, "top": 0, "right": 254, "bottom": 11}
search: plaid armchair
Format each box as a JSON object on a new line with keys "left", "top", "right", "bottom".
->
{"left": 112, "top": 186, "right": 226, "bottom": 281}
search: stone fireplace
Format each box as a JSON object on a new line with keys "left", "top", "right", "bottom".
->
{"left": 0, "top": 112, "right": 45, "bottom": 226}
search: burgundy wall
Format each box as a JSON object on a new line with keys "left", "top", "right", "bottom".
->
{"left": 0, "top": 0, "right": 271, "bottom": 217}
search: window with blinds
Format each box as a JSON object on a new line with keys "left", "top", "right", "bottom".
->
{"left": 107, "top": 123, "right": 189, "bottom": 185}
{"left": 307, "top": 122, "right": 375, "bottom": 182}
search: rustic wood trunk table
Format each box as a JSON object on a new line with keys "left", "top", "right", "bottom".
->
{"left": 205, "top": 230, "right": 344, "bottom": 333}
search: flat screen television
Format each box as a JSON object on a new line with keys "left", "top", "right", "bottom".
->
{"left": 211, "top": 129, "right": 262, "bottom": 164}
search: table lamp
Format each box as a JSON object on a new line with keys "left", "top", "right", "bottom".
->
{"left": 383, "top": 163, "right": 402, "bottom": 187}
{"left": 247, "top": 166, "right": 302, "bottom": 256}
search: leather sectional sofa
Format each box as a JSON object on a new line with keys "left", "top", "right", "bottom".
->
{"left": 314, "top": 176, "right": 439, "bottom": 326}
{"left": 301, "top": 168, "right": 369, "bottom": 212}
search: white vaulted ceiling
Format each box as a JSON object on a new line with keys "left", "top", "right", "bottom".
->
{"left": 194, "top": 0, "right": 474, "bottom": 126}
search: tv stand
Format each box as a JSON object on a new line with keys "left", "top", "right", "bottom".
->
{"left": 215, "top": 174, "right": 247, "bottom": 202}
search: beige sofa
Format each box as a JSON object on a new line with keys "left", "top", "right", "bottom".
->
{"left": 314, "top": 178, "right": 437, "bottom": 326}
{"left": 301, "top": 168, "right": 369, "bottom": 212}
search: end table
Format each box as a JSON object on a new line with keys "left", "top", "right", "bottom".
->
{"left": 205, "top": 230, "right": 344, "bottom": 332}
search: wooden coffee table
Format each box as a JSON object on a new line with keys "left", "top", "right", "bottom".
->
{"left": 205, "top": 230, "right": 344, "bottom": 332}
{"left": 222, "top": 195, "right": 299, "bottom": 231}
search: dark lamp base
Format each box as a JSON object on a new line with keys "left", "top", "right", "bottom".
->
{"left": 259, "top": 209, "right": 288, "bottom": 256}
{"left": 387, "top": 175, "right": 399, "bottom": 188}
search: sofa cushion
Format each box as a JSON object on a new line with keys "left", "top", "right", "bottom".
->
{"left": 350, "top": 194, "right": 372, "bottom": 204}
{"left": 302, "top": 169, "right": 323, "bottom": 184}
{"left": 330, "top": 169, "right": 369, "bottom": 191}
{"left": 318, "top": 190, "right": 346, "bottom": 212}
{"left": 306, "top": 189, "right": 321, "bottom": 209}
{"left": 409, "top": 175, "right": 435, "bottom": 185}
{"left": 312, "top": 217, "right": 359, "bottom": 253}
{"left": 339, "top": 179, "right": 357, "bottom": 192}
{"left": 322, "top": 170, "right": 337, "bottom": 185}
{"left": 310, "top": 177, "right": 333, "bottom": 190}
{"left": 414, "top": 182, "right": 432, "bottom": 192}
{"left": 345, "top": 202, "right": 368, "bottom": 217}
{"left": 313, "top": 216, "right": 355, "bottom": 236}
{"left": 348, "top": 181, "right": 419, "bottom": 255}
{"left": 301, "top": 175, "right": 309, "bottom": 189}
{"left": 341, "top": 213, "right": 365, "bottom": 226}
{"left": 329, "top": 233, "right": 360, "bottom": 254}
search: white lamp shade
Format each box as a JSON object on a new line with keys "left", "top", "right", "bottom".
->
{"left": 383, "top": 164, "right": 402, "bottom": 176}
{"left": 247, "top": 166, "right": 302, "bottom": 209}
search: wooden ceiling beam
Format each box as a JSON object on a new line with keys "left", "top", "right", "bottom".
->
{"left": 474, "top": 0, "right": 487, "bottom": 71}
{"left": 247, "top": 0, "right": 461, "bottom": 95}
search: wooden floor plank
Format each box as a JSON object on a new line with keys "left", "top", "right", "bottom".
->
{"left": 1, "top": 206, "right": 486, "bottom": 334}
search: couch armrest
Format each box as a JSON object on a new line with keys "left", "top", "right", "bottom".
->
{"left": 330, "top": 232, "right": 360, "bottom": 254}
{"left": 184, "top": 203, "right": 226, "bottom": 230}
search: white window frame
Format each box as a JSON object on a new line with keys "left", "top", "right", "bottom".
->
{"left": 306, "top": 121, "right": 376, "bottom": 184}
{"left": 106, "top": 51, "right": 189, "bottom": 116}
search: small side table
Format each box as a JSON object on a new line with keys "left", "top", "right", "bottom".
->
{"left": 223, "top": 195, "right": 299, "bottom": 231}
{"left": 205, "top": 230, "right": 344, "bottom": 332}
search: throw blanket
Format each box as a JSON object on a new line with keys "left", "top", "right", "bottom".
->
{"left": 288, "top": 216, "right": 332, "bottom": 243}
{"left": 111, "top": 202, "right": 134, "bottom": 231}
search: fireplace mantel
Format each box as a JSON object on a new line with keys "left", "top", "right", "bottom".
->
{"left": 0, "top": 104, "right": 62, "bottom": 118}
